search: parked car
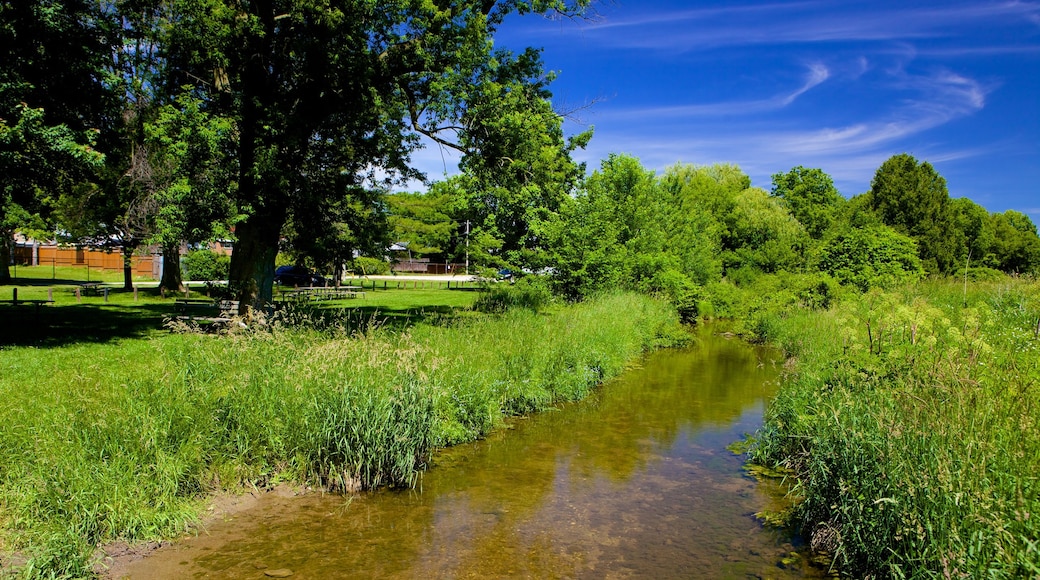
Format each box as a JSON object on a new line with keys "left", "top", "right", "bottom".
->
{"left": 274, "top": 265, "right": 328, "bottom": 287}
{"left": 496, "top": 268, "right": 514, "bottom": 281}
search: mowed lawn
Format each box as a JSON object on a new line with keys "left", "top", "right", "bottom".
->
{"left": 1, "top": 266, "right": 481, "bottom": 347}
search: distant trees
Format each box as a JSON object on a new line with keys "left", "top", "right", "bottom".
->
{"left": 0, "top": 0, "right": 115, "bottom": 283}
{"left": 770, "top": 166, "right": 843, "bottom": 239}
{"left": 861, "top": 153, "right": 1039, "bottom": 275}
{"left": 988, "top": 210, "right": 1040, "bottom": 273}
{"left": 385, "top": 189, "right": 457, "bottom": 262}
{"left": 815, "top": 225, "right": 924, "bottom": 291}
{"left": 868, "top": 153, "right": 957, "bottom": 274}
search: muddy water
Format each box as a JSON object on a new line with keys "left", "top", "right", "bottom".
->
{"left": 124, "top": 331, "right": 826, "bottom": 579}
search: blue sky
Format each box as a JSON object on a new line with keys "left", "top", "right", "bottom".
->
{"left": 413, "top": 1, "right": 1040, "bottom": 219}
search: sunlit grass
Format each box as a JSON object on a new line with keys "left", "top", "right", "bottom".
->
{"left": 749, "top": 278, "right": 1040, "bottom": 578}
{"left": 0, "top": 292, "right": 684, "bottom": 576}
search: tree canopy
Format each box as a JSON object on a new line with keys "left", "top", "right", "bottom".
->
{"left": 770, "top": 166, "right": 843, "bottom": 238}
{"left": 157, "top": 0, "right": 591, "bottom": 308}
{"left": 868, "top": 153, "right": 957, "bottom": 274}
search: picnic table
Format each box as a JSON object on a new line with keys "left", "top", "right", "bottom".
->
{"left": 278, "top": 286, "right": 364, "bottom": 301}
{"left": 0, "top": 290, "right": 54, "bottom": 316}
{"left": 173, "top": 298, "right": 239, "bottom": 325}
{"left": 79, "top": 281, "right": 105, "bottom": 296}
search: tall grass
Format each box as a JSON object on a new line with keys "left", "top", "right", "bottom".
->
{"left": 748, "top": 279, "right": 1040, "bottom": 578}
{"left": 0, "top": 292, "right": 684, "bottom": 577}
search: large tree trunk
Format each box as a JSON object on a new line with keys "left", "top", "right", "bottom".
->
{"left": 229, "top": 208, "right": 283, "bottom": 312}
{"left": 0, "top": 230, "right": 11, "bottom": 284}
{"left": 159, "top": 244, "right": 183, "bottom": 294}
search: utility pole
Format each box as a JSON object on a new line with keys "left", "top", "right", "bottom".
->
{"left": 465, "top": 220, "right": 470, "bottom": 276}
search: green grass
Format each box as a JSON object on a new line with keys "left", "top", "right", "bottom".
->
{"left": 748, "top": 278, "right": 1040, "bottom": 578}
{"left": 0, "top": 292, "right": 685, "bottom": 577}
{"left": 0, "top": 268, "right": 484, "bottom": 347}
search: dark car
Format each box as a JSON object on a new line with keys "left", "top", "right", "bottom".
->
{"left": 274, "top": 265, "right": 327, "bottom": 287}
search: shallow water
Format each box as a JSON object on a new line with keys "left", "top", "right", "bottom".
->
{"left": 123, "top": 331, "right": 826, "bottom": 579}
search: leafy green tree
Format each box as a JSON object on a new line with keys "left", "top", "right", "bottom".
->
{"left": 545, "top": 154, "right": 655, "bottom": 298}
{"left": 164, "top": 0, "right": 590, "bottom": 309}
{"left": 49, "top": 1, "right": 175, "bottom": 291}
{"left": 722, "top": 187, "right": 808, "bottom": 275}
{"left": 145, "top": 93, "right": 237, "bottom": 292}
{"left": 386, "top": 188, "right": 457, "bottom": 260}
{"left": 949, "top": 197, "right": 993, "bottom": 269}
{"left": 452, "top": 72, "right": 591, "bottom": 269}
{"left": 868, "top": 153, "right": 958, "bottom": 274}
{"left": 987, "top": 210, "right": 1040, "bottom": 274}
{"left": 770, "top": 166, "right": 844, "bottom": 238}
{"left": 815, "top": 224, "right": 924, "bottom": 291}
{"left": 0, "top": 0, "right": 116, "bottom": 283}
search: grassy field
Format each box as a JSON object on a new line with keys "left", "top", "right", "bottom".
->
{"left": 748, "top": 278, "right": 1040, "bottom": 578}
{"left": 0, "top": 281, "right": 685, "bottom": 578}
{"left": 0, "top": 267, "right": 483, "bottom": 347}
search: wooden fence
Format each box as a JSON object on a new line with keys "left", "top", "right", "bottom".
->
{"left": 12, "top": 244, "right": 158, "bottom": 276}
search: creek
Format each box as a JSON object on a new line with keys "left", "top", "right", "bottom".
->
{"left": 122, "top": 330, "right": 826, "bottom": 578}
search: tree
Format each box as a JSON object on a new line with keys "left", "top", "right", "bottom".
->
{"left": 770, "top": 166, "right": 843, "bottom": 238}
{"left": 49, "top": 1, "right": 180, "bottom": 291}
{"left": 145, "top": 93, "right": 236, "bottom": 292}
{"left": 451, "top": 69, "right": 591, "bottom": 270}
{"left": 815, "top": 224, "right": 925, "bottom": 291}
{"left": 949, "top": 197, "right": 993, "bottom": 268}
{"left": 386, "top": 188, "right": 457, "bottom": 260}
{"left": 987, "top": 210, "right": 1040, "bottom": 274}
{"left": 722, "top": 187, "right": 808, "bottom": 274}
{"left": 0, "top": 0, "right": 116, "bottom": 283}
{"left": 868, "top": 153, "right": 958, "bottom": 274}
{"left": 545, "top": 153, "right": 655, "bottom": 298}
{"left": 164, "top": 0, "right": 590, "bottom": 310}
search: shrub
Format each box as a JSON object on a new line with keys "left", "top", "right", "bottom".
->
{"left": 351, "top": 256, "right": 390, "bottom": 275}
{"left": 473, "top": 276, "right": 554, "bottom": 313}
{"left": 184, "top": 249, "right": 230, "bottom": 281}
{"left": 816, "top": 225, "right": 924, "bottom": 291}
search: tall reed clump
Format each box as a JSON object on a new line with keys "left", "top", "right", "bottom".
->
{"left": 0, "top": 292, "right": 683, "bottom": 577}
{"left": 748, "top": 279, "right": 1040, "bottom": 578}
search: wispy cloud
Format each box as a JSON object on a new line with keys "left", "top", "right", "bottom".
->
{"left": 578, "top": 1, "right": 1040, "bottom": 51}
{"left": 604, "top": 62, "right": 830, "bottom": 119}
{"left": 570, "top": 65, "right": 993, "bottom": 196}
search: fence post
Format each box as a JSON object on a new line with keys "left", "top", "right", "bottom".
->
{"left": 75, "top": 287, "right": 81, "bottom": 303}
{"left": 48, "top": 288, "right": 53, "bottom": 302}
{"left": 134, "top": 287, "right": 138, "bottom": 301}
{"left": 12, "top": 288, "right": 17, "bottom": 303}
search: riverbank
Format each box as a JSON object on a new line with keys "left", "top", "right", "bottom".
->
{"left": 0, "top": 293, "right": 686, "bottom": 577}
{"left": 747, "top": 278, "right": 1040, "bottom": 577}
{"left": 112, "top": 330, "right": 828, "bottom": 579}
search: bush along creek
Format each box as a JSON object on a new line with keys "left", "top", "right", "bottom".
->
{"left": 747, "top": 279, "right": 1040, "bottom": 578}
{"left": 0, "top": 292, "right": 687, "bottom": 577}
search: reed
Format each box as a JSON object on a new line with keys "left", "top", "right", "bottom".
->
{"left": 749, "top": 278, "right": 1040, "bottom": 578}
{"left": 0, "top": 292, "right": 683, "bottom": 577}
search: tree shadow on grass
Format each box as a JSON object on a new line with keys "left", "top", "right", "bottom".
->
{"left": 0, "top": 303, "right": 171, "bottom": 348}
{"left": 0, "top": 293, "right": 478, "bottom": 349}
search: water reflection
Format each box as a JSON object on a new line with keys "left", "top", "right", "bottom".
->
{"left": 124, "top": 331, "right": 825, "bottom": 579}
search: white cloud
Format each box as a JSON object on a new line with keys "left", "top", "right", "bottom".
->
{"left": 601, "top": 62, "right": 829, "bottom": 119}
{"left": 570, "top": 63, "right": 994, "bottom": 196}
{"left": 574, "top": 1, "right": 1040, "bottom": 52}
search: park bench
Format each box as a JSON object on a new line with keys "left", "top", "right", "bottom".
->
{"left": 173, "top": 298, "right": 239, "bottom": 325}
